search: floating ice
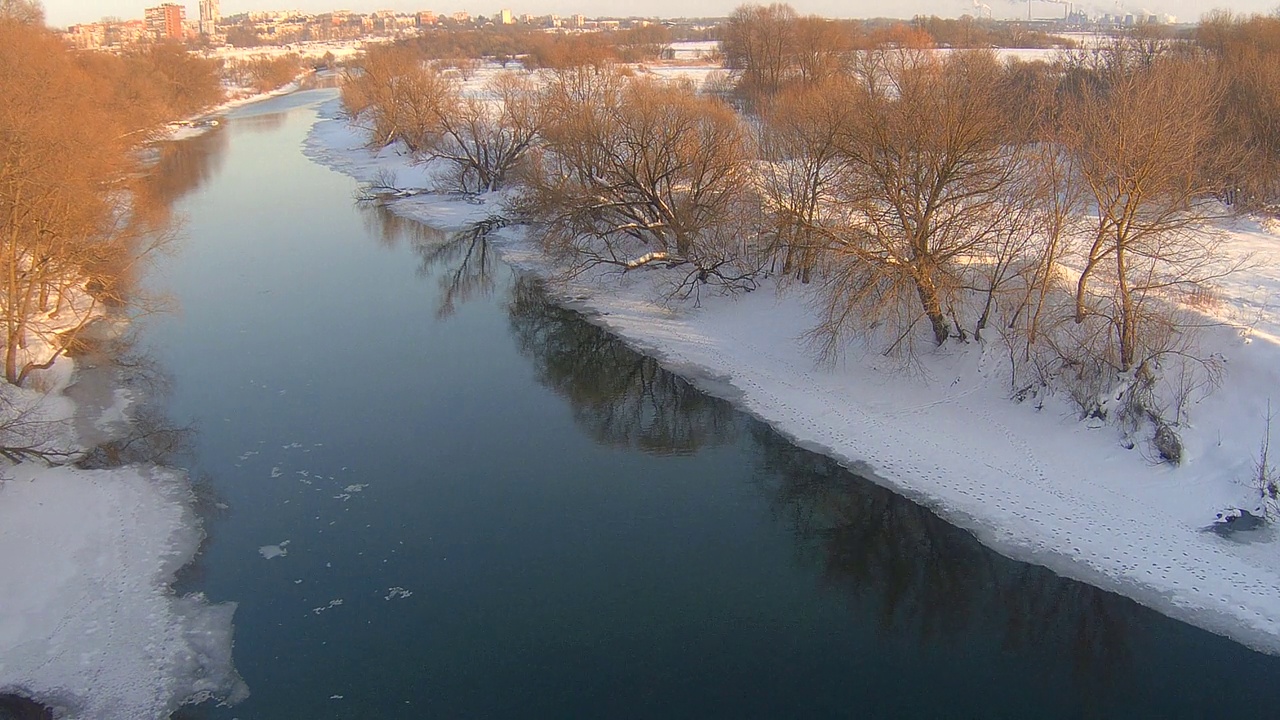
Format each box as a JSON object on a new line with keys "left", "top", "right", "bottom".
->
{"left": 311, "top": 599, "right": 344, "bottom": 615}
{"left": 258, "top": 540, "right": 290, "bottom": 559}
{"left": 384, "top": 587, "right": 412, "bottom": 601}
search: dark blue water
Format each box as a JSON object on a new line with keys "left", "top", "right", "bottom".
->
{"left": 139, "top": 89, "right": 1280, "bottom": 719}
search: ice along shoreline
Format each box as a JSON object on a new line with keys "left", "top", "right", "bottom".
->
{"left": 303, "top": 94, "right": 1280, "bottom": 657}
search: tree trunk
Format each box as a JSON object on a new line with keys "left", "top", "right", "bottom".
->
{"left": 914, "top": 270, "right": 950, "bottom": 346}
{"left": 1116, "top": 243, "right": 1135, "bottom": 371}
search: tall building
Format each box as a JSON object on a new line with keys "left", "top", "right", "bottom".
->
{"left": 144, "top": 3, "right": 185, "bottom": 41}
{"left": 498, "top": 8, "right": 513, "bottom": 25}
{"left": 199, "top": 0, "right": 220, "bottom": 36}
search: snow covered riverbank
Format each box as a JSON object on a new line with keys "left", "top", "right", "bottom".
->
{"left": 304, "top": 96, "right": 1280, "bottom": 655}
{"left": 0, "top": 85, "right": 258, "bottom": 715}
{"left": 0, "top": 345, "right": 247, "bottom": 719}
{"left": 0, "top": 360, "right": 247, "bottom": 718}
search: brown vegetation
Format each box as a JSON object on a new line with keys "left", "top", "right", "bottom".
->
{"left": 223, "top": 53, "right": 304, "bottom": 94}
{"left": 342, "top": 47, "right": 544, "bottom": 192}
{"left": 518, "top": 69, "right": 760, "bottom": 296}
{"left": 0, "top": 17, "right": 221, "bottom": 386}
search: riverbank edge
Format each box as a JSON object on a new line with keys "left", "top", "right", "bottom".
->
{"left": 302, "top": 94, "right": 1280, "bottom": 658}
{"left": 0, "top": 83, "right": 302, "bottom": 718}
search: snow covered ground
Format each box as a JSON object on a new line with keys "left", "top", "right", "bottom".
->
{"left": 166, "top": 76, "right": 314, "bottom": 142}
{"left": 306, "top": 95, "right": 1280, "bottom": 656}
{"left": 0, "top": 465, "right": 246, "bottom": 719}
{"left": 0, "top": 333, "right": 246, "bottom": 718}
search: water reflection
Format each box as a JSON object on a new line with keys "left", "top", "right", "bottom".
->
{"left": 359, "top": 205, "right": 498, "bottom": 318}
{"left": 350, "top": 190, "right": 1280, "bottom": 712}
{"left": 234, "top": 111, "right": 289, "bottom": 134}
{"left": 358, "top": 202, "right": 437, "bottom": 250}
{"left": 364, "top": 202, "right": 736, "bottom": 451}
{"left": 375, "top": 207, "right": 1146, "bottom": 695}
{"left": 135, "top": 124, "right": 230, "bottom": 232}
{"left": 501, "top": 277, "right": 1143, "bottom": 707}
{"left": 748, "top": 424, "right": 1137, "bottom": 694}
{"left": 75, "top": 332, "right": 195, "bottom": 470}
{"left": 426, "top": 223, "right": 498, "bottom": 318}
{"left": 509, "top": 276, "right": 740, "bottom": 455}
{"left": 501, "top": 271, "right": 1141, "bottom": 686}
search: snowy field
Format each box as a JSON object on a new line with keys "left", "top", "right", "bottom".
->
{"left": 205, "top": 38, "right": 375, "bottom": 63}
{"left": 305, "top": 95, "right": 1280, "bottom": 656}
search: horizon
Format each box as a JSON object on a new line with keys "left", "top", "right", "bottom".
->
{"left": 42, "top": 0, "right": 1278, "bottom": 30}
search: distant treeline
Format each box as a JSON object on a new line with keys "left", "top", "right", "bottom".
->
{"left": 393, "top": 25, "right": 678, "bottom": 68}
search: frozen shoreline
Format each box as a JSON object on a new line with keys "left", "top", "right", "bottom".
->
{"left": 0, "top": 348, "right": 247, "bottom": 718}
{"left": 0, "top": 463, "right": 246, "bottom": 719}
{"left": 303, "top": 95, "right": 1280, "bottom": 655}
{"left": 0, "top": 84, "right": 271, "bottom": 717}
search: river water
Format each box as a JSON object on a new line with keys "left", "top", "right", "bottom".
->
{"left": 139, "top": 88, "right": 1280, "bottom": 719}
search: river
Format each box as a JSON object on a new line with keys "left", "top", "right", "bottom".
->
{"left": 137, "top": 88, "right": 1280, "bottom": 719}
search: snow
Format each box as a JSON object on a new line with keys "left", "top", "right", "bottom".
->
{"left": 306, "top": 95, "right": 1280, "bottom": 656}
{"left": 0, "top": 465, "right": 247, "bottom": 718}
{"left": 205, "top": 39, "right": 376, "bottom": 64}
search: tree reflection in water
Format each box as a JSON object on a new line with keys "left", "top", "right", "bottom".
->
{"left": 749, "top": 422, "right": 1137, "bottom": 705}
{"left": 75, "top": 334, "right": 195, "bottom": 470}
{"left": 508, "top": 276, "right": 740, "bottom": 455}
{"left": 359, "top": 204, "right": 497, "bottom": 318}
{"left": 507, "top": 270, "right": 1139, "bottom": 704}
{"left": 376, "top": 205, "right": 1152, "bottom": 707}
{"left": 134, "top": 123, "right": 230, "bottom": 233}
{"left": 359, "top": 202, "right": 443, "bottom": 250}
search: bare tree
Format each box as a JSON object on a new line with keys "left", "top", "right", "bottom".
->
{"left": 754, "top": 78, "right": 850, "bottom": 283}
{"left": 341, "top": 46, "right": 449, "bottom": 152}
{"left": 426, "top": 71, "right": 545, "bottom": 193}
{"left": 0, "top": 23, "right": 133, "bottom": 385}
{"left": 0, "top": 0, "right": 42, "bottom": 25}
{"left": 518, "top": 69, "right": 761, "bottom": 295}
{"left": 1195, "top": 11, "right": 1280, "bottom": 208}
{"left": 721, "top": 3, "right": 798, "bottom": 100}
{"left": 791, "top": 15, "right": 855, "bottom": 85}
{"left": 811, "top": 50, "right": 1028, "bottom": 356}
{"left": 1061, "top": 56, "right": 1239, "bottom": 373}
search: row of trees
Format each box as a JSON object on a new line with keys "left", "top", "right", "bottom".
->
{"left": 387, "top": 24, "right": 676, "bottom": 70}
{"left": 0, "top": 7, "right": 224, "bottom": 386}
{"left": 720, "top": 4, "right": 1071, "bottom": 101}
{"left": 221, "top": 53, "right": 305, "bottom": 94}
{"left": 343, "top": 10, "right": 1272, "bottom": 454}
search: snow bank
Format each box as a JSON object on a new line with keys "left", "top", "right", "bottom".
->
{"left": 0, "top": 463, "right": 247, "bottom": 718}
{"left": 305, "top": 97, "right": 1280, "bottom": 655}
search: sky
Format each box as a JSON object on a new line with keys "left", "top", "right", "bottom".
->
{"left": 44, "top": 0, "right": 1278, "bottom": 29}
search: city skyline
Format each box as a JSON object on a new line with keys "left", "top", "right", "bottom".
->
{"left": 44, "top": 0, "right": 1278, "bottom": 30}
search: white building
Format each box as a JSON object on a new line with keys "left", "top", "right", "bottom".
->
{"left": 198, "top": 0, "right": 220, "bottom": 36}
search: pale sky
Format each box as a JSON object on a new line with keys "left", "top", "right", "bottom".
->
{"left": 45, "top": 0, "right": 1277, "bottom": 30}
